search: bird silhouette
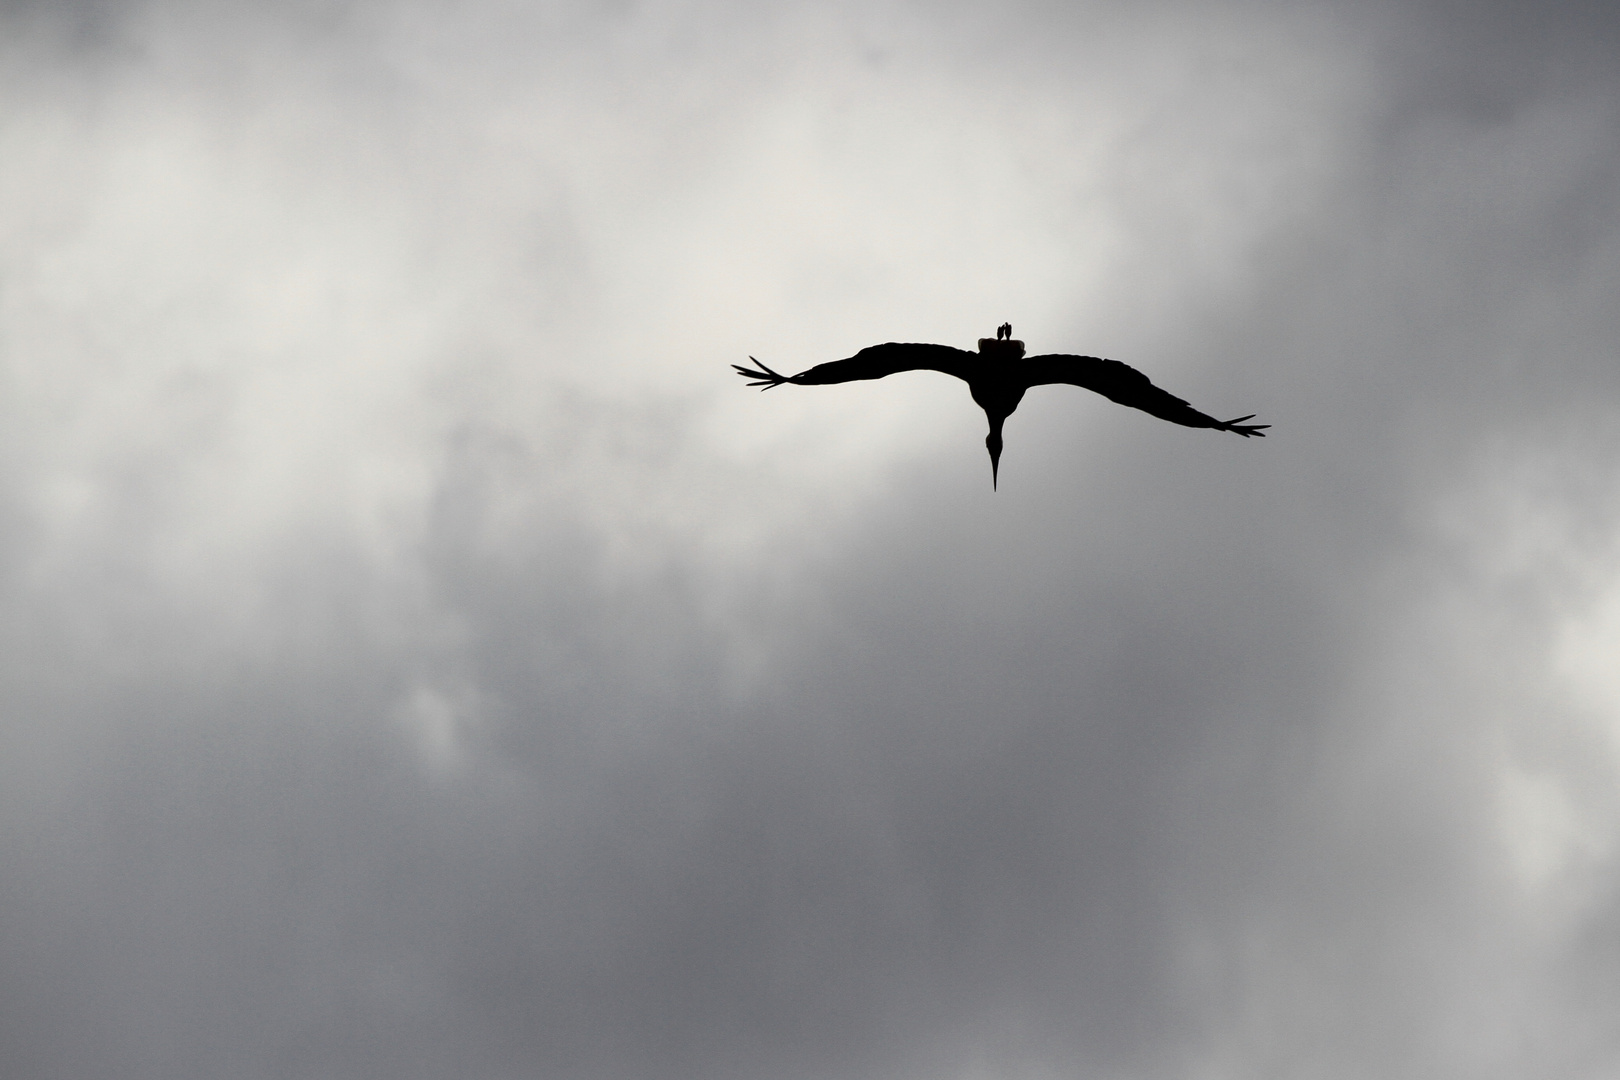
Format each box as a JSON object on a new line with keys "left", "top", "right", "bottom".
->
{"left": 733, "top": 325, "right": 1267, "bottom": 489}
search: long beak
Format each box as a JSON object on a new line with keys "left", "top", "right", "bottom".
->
{"left": 986, "top": 422, "right": 1004, "bottom": 491}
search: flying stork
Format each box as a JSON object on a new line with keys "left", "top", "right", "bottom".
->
{"left": 733, "top": 324, "right": 1268, "bottom": 489}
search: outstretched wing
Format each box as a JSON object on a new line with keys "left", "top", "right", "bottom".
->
{"left": 734, "top": 342, "right": 976, "bottom": 389}
{"left": 1023, "top": 353, "right": 1269, "bottom": 437}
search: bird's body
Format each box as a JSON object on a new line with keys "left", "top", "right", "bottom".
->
{"left": 734, "top": 325, "right": 1267, "bottom": 488}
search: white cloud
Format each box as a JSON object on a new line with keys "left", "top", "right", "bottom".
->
{"left": 4, "top": 2, "right": 1620, "bottom": 1078}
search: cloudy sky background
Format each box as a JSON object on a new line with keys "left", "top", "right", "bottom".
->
{"left": 4, "top": 0, "right": 1620, "bottom": 1076}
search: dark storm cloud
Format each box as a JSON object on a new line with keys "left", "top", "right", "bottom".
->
{"left": 4, "top": 1, "right": 1620, "bottom": 1078}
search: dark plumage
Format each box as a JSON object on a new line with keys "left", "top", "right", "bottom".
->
{"left": 733, "top": 326, "right": 1267, "bottom": 489}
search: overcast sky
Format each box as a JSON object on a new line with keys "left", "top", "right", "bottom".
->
{"left": 3, "top": 1, "right": 1620, "bottom": 1077}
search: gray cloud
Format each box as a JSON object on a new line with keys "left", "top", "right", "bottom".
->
{"left": 3, "top": 1, "right": 1620, "bottom": 1078}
